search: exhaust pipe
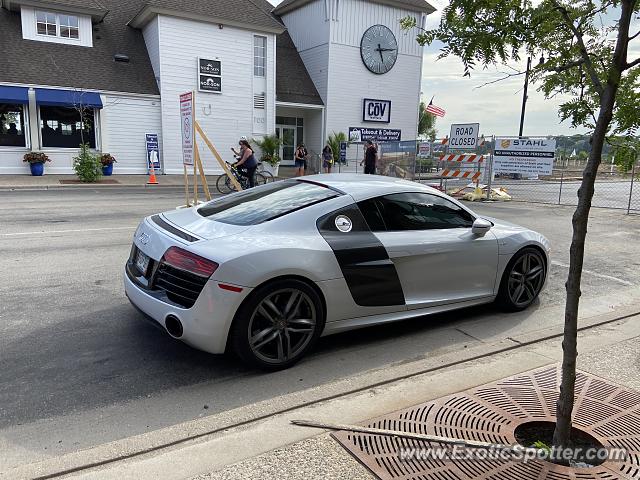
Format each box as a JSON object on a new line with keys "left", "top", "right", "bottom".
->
{"left": 165, "top": 315, "right": 183, "bottom": 338}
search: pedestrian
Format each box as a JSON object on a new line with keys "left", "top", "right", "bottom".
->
{"left": 360, "top": 140, "right": 377, "bottom": 175}
{"left": 233, "top": 139, "right": 258, "bottom": 187}
{"left": 294, "top": 143, "right": 306, "bottom": 176}
{"left": 322, "top": 143, "right": 333, "bottom": 173}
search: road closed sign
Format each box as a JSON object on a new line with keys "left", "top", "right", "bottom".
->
{"left": 449, "top": 123, "right": 479, "bottom": 150}
{"left": 493, "top": 138, "right": 556, "bottom": 175}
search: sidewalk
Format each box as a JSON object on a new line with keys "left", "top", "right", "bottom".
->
{"left": 0, "top": 168, "right": 299, "bottom": 190}
{"left": 0, "top": 174, "right": 213, "bottom": 190}
{"left": 10, "top": 300, "right": 639, "bottom": 480}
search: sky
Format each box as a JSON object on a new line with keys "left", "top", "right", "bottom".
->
{"left": 269, "top": 0, "right": 639, "bottom": 137}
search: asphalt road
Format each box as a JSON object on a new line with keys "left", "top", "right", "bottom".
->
{"left": 1, "top": 187, "right": 639, "bottom": 471}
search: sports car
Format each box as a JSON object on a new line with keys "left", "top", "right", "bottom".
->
{"left": 125, "top": 174, "right": 550, "bottom": 370}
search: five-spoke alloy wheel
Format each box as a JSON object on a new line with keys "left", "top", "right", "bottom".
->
{"left": 230, "top": 279, "right": 324, "bottom": 370}
{"left": 497, "top": 247, "right": 547, "bottom": 311}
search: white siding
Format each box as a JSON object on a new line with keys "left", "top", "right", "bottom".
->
{"left": 299, "top": 45, "right": 330, "bottom": 104}
{"left": 20, "top": 6, "right": 93, "bottom": 47}
{"left": 281, "top": 0, "right": 330, "bottom": 52}
{"left": 142, "top": 17, "right": 161, "bottom": 89}
{"left": 156, "top": 15, "right": 277, "bottom": 174}
{"left": 330, "top": 0, "right": 423, "bottom": 57}
{"left": 101, "top": 94, "right": 162, "bottom": 174}
{"left": 0, "top": 147, "right": 30, "bottom": 175}
{"left": 325, "top": 42, "right": 420, "bottom": 141}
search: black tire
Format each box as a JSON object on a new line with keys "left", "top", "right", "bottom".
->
{"left": 229, "top": 279, "right": 325, "bottom": 371}
{"left": 496, "top": 247, "right": 547, "bottom": 312}
{"left": 254, "top": 173, "right": 267, "bottom": 186}
{"left": 216, "top": 174, "right": 233, "bottom": 194}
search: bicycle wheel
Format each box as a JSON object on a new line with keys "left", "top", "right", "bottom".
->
{"left": 216, "top": 174, "right": 233, "bottom": 194}
{"left": 260, "top": 170, "right": 275, "bottom": 183}
{"left": 254, "top": 173, "right": 267, "bottom": 186}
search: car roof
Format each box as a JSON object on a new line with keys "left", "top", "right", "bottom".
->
{"left": 301, "top": 174, "right": 441, "bottom": 202}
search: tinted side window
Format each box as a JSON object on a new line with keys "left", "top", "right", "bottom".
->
{"left": 357, "top": 198, "right": 386, "bottom": 231}
{"left": 374, "top": 192, "right": 474, "bottom": 231}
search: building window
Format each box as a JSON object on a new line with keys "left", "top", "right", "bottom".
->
{"left": 59, "top": 14, "right": 79, "bottom": 39}
{"left": 40, "top": 106, "right": 96, "bottom": 148}
{"left": 0, "top": 104, "right": 27, "bottom": 147}
{"left": 254, "top": 36, "right": 266, "bottom": 77}
{"left": 36, "top": 11, "right": 79, "bottom": 39}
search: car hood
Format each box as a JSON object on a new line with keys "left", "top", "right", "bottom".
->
{"left": 481, "top": 216, "right": 528, "bottom": 231}
{"left": 160, "top": 207, "right": 250, "bottom": 240}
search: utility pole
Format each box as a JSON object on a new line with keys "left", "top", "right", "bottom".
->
{"left": 519, "top": 57, "right": 532, "bottom": 137}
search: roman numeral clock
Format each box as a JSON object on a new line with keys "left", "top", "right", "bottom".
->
{"left": 360, "top": 25, "right": 398, "bottom": 75}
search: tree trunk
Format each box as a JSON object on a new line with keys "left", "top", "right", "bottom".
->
{"left": 552, "top": 0, "right": 632, "bottom": 450}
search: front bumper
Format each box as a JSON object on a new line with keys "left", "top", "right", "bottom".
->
{"left": 124, "top": 268, "right": 252, "bottom": 354}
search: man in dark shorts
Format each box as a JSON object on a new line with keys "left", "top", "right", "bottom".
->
{"left": 361, "top": 140, "right": 377, "bottom": 175}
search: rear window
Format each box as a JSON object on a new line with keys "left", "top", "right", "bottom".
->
{"left": 197, "top": 180, "right": 340, "bottom": 226}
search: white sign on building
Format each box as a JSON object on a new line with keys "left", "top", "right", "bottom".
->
{"left": 493, "top": 138, "right": 556, "bottom": 175}
{"left": 362, "top": 98, "right": 391, "bottom": 123}
{"left": 180, "top": 92, "right": 194, "bottom": 166}
{"left": 449, "top": 123, "right": 480, "bottom": 150}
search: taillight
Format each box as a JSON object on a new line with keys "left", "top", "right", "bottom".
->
{"left": 161, "top": 247, "right": 218, "bottom": 277}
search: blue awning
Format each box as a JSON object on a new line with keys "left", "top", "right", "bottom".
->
{"left": 0, "top": 86, "right": 29, "bottom": 104}
{"left": 35, "top": 88, "right": 103, "bottom": 109}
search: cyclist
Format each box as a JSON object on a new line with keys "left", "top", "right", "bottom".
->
{"left": 233, "top": 139, "right": 258, "bottom": 187}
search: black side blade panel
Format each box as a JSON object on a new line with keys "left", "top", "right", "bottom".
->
{"left": 317, "top": 204, "right": 405, "bottom": 307}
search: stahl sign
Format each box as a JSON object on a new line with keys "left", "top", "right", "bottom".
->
{"left": 363, "top": 98, "right": 391, "bottom": 123}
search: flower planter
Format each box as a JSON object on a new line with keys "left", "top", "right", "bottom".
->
{"left": 102, "top": 163, "right": 114, "bottom": 176}
{"left": 29, "top": 162, "right": 45, "bottom": 176}
{"left": 262, "top": 163, "right": 280, "bottom": 177}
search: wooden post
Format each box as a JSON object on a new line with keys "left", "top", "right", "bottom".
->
{"left": 194, "top": 141, "right": 212, "bottom": 201}
{"left": 183, "top": 163, "right": 190, "bottom": 207}
{"left": 192, "top": 92, "right": 198, "bottom": 204}
{"left": 195, "top": 121, "right": 242, "bottom": 192}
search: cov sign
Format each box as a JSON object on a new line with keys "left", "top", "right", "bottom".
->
{"left": 449, "top": 123, "right": 480, "bottom": 150}
{"left": 145, "top": 133, "right": 160, "bottom": 170}
{"left": 349, "top": 127, "right": 401, "bottom": 142}
{"left": 180, "top": 92, "right": 194, "bottom": 166}
{"left": 362, "top": 98, "right": 391, "bottom": 123}
{"left": 493, "top": 138, "right": 556, "bottom": 175}
{"left": 198, "top": 58, "right": 222, "bottom": 93}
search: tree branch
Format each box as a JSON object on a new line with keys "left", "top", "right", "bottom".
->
{"left": 551, "top": 0, "right": 605, "bottom": 96}
{"left": 624, "top": 57, "right": 640, "bottom": 69}
{"left": 552, "top": 59, "right": 586, "bottom": 72}
{"left": 630, "top": 30, "right": 640, "bottom": 41}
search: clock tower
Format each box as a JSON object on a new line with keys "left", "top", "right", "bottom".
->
{"left": 275, "top": 0, "right": 435, "bottom": 147}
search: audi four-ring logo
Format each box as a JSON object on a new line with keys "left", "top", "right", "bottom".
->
{"left": 138, "top": 232, "right": 151, "bottom": 245}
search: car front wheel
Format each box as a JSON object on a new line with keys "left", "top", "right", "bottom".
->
{"left": 496, "top": 247, "right": 547, "bottom": 311}
{"left": 229, "top": 279, "right": 324, "bottom": 370}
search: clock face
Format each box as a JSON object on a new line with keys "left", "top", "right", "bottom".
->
{"left": 360, "top": 25, "right": 398, "bottom": 75}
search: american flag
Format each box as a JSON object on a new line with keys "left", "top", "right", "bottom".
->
{"left": 425, "top": 98, "right": 446, "bottom": 117}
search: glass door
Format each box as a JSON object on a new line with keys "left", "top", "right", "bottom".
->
{"left": 276, "top": 126, "right": 296, "bottom": 165}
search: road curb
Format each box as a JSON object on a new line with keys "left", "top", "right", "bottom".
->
{"left": 7, "top": 303, "right": 640, "bottom": 480}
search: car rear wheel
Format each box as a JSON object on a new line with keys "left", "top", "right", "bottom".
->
{"left": 496, "top": 247, "right": 546, "bottom": 311}
{"left": 229, "top": 279, "right": 324, "bottom": 370}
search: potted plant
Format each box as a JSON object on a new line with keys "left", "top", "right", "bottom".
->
{"left": 99, "top": 153, "right": 117, "bottom": 176}
{"left": 23, "top": 152, "right": 51, "bottom": 176}
{"left": 253, "top": 134, "right": 281, "bottom": 177}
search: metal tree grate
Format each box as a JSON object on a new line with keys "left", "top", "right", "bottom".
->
{"left": 332, "top": 365, "right": 640, "bottom": 479}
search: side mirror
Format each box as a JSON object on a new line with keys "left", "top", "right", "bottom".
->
{"left": 472, "top": 218, "right": 492, "bottom": 236}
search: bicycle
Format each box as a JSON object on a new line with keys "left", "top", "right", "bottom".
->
{"left": 216, "top": 161, "right": 267, "bottom": 194}
{"left": 257, "top": 161, "right": 275, "bottom": 183}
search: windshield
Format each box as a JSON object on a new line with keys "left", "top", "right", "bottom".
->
{"left": 197, "top": 180, "right": 341, "bottom": 226}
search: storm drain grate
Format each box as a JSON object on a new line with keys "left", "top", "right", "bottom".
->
{"left": 332, "top": 365, "right": 640, "bottom": 479}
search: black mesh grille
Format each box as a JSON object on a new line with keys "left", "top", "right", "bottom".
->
{"left": 153, "top": 264, "right": 209, "bottom": 308}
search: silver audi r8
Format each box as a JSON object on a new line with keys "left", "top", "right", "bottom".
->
{"left": 125, "top": 174, "right": 550, "bottom": 370}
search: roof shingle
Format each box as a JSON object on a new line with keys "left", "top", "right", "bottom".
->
{"left": 276, "top": 31, "right": 323, "bottom": 105}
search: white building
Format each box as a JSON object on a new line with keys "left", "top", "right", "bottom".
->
{"left": 0, "top": 0, "right": 434, "bottom": 175}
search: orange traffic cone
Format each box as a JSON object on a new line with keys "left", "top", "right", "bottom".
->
{"left": 147, "top": 164, "right": 159, "bottom": 185}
